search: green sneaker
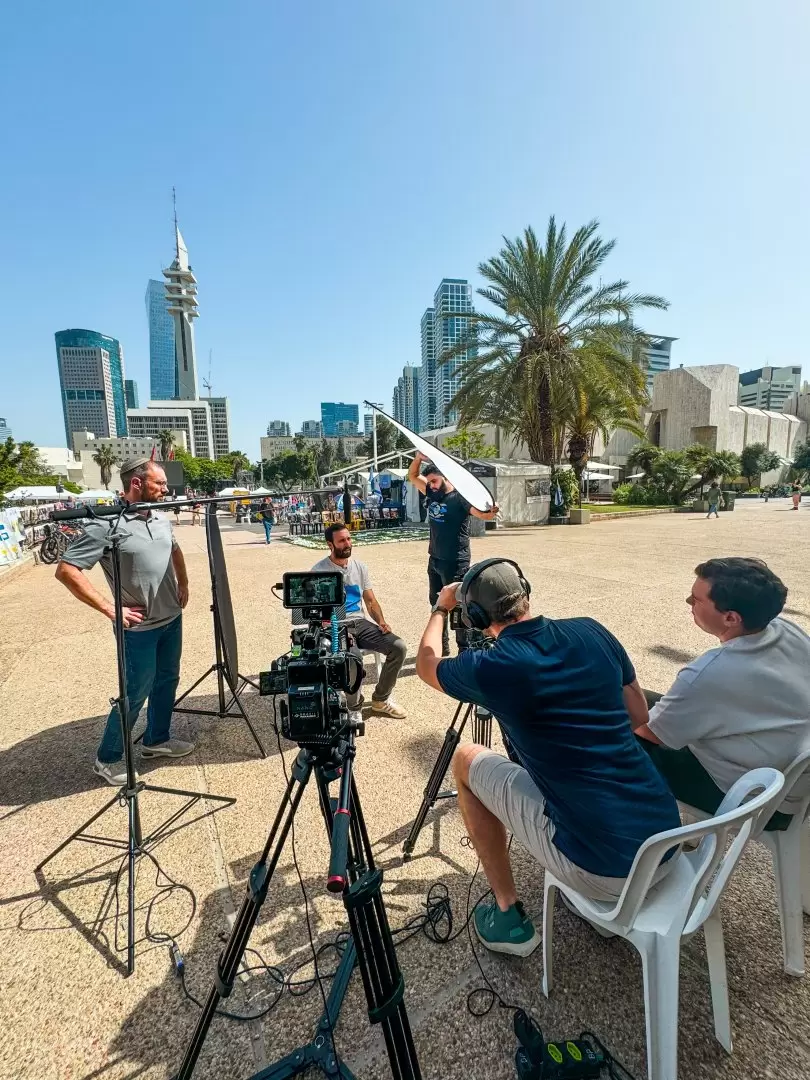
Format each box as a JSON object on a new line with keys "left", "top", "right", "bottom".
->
{"left": 473, "top": 899, "right": 540, "bottom": 957}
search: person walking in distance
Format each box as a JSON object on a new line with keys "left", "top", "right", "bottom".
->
{"left": 55, "top": 457, "right": 195, "bottom": 786}
{"left": 407, "top": 450, "right": 499, "bottom": 655}
{"left": 259, "top": 498, "right": 275, "bottom": 543}
{"left": 707, "top": 482, "right": 722, "bottom": 519}
{"left": 792, "top": 481, "right": 802, "bottom": 510}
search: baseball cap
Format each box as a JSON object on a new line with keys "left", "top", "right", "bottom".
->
{"left": 465, "top": 560, "right": 525, "bottom": 619}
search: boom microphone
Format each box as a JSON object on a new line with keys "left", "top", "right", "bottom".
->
{"left": 50, "top": 503, "right": 125, "bottom": 521}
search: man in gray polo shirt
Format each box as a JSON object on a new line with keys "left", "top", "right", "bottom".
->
{"left": 56, "top": 458, "right": 194, "bottom": 785}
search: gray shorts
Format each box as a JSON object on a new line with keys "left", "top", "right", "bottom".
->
{"left": 468, "top": 749, "right": 662, "bottom": 902}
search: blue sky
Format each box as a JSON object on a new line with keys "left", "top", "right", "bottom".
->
{"left": 1, "top": 1, "right": 808, "bottom": 457}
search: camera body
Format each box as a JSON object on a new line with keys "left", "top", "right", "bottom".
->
{"left": 260, "top": 572, "right": 363, "bottom": 746}
{"left": 449, "top": 606, "right": 494, "bottom": 651}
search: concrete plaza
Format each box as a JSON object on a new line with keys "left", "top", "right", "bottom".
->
{"left": 1, "top": 500, "right": 809, "bottom": 1080}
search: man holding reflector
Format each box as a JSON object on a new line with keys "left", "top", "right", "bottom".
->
{"left": 407, "top": 450, "right": 499, "bottom": 655}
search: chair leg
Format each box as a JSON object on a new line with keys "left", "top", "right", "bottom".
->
{"left": 703, "top": 909, "right": 732, "bottom": 1052}
{"left": 542, "top": 881, "right": 556, "bottom": 997}
{"left": 639, "top": 933, "right": 680, "bottom": 1080}
{"left": 771, "top": 830, "right": 806, "bottom": 976}
{"left": 800, "top": 823, "right": 810, "bottom": 916}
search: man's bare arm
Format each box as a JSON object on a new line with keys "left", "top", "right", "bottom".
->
{"left": 623, "top": 678, "right": 649, "bottom": 731}
{"left": 470, "top": 505, "right": 499, "bottom": 521}
{"left": 362, "top": 589, "right": 390, "bottom": 633}
{"left": 55, "top": 561, "right": 113, "bottom": 619}
{"left": 407, "top": 452, "right": 428, "bottom": 494}
{"left": 172, "top": 545, "right": 189, "bottom": 608}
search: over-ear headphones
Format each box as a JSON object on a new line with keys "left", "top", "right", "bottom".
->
{"left": 458, "top": 558, "right": 531, "bottom": 630}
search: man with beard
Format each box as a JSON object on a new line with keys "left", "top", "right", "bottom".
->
{"left": 311, "top": 522, "right": 407, "bottom": 718}
{"left": 407, "top": 450, "right": 499, "bottom": 655}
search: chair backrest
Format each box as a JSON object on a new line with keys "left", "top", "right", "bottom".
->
{"left": 600, "top": 767, "right": 784, "bottom": 935}
{"left": 761, "top": 746, "right": 810, "bottom": 833}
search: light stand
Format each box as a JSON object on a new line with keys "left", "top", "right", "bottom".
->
{"left": 172, "top": 504, "right": 266, "bottom": 757}
{"left": 35, "top": 505, "right": 235, "bottom": 977}
{"left": 173, "top": 725, "right": 421, "bottom": 1080}
{"left": 402, "top": 699, "right": 492, "bottom": 860}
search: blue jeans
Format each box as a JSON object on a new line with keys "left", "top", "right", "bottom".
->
{"left": 263, "top": 520, "right": 273, "bottom": 542}
{"left": 98, "top": 615, "right": 183, "bottom": 763}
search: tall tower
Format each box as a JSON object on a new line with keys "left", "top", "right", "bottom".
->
{"left": 146, "top": 279, "right": 177, "bottom": 399}
{"left": 55, "top": 329, "right": 127, "bottom": 444}
{"left": 163, "top": 210, "right": 199, "bottom": 401}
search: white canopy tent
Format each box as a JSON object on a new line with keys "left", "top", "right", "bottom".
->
{"left": 3, "top": 486, "right": 73, "bottom": 502}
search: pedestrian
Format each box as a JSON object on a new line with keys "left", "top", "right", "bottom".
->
{"left": 191, "top": 501, "right": 201, "bottom": 526}
{"left": 407, "top": 451, "right": 499, "bottom": 655}
{"left": 259, "top": 498, "right": 275, "bottom": 544}
{"left": 792, "top": 482, "right": 802, "bottom": 510}
{"left": 706, "top": 482, "right": 722, "bottom": 519}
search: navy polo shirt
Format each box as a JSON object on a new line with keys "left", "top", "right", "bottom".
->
{"left": 437, "top": 616, "right": 680, "bottom": 878}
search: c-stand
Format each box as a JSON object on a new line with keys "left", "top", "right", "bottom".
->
{"left": 36, "top": 504, "right": 235, "bottom": 977}
{"left": 402, "top": 699, "right": 493, "bottom": 861}
{"left": 173, "top": 720, "right": 421, "bottom": 1080}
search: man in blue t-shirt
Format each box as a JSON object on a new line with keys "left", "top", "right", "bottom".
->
{"left": 416, "top": 559, "right": 680, "bottom": 956}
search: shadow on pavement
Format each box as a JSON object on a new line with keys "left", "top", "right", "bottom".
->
{"left": 647, "top": 643, "right": 695, "bottom": 666}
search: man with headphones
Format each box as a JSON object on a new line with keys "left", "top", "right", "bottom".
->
{"left": 416, "top": 558, "right": 680, "bottom": 956}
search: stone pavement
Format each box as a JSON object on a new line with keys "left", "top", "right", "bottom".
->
{"left": 1, "top": 501, "right": 809, "bottom": 1079}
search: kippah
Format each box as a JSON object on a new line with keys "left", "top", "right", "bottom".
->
{"left": 119, "top": 456, "right": 153, "bottom": 473}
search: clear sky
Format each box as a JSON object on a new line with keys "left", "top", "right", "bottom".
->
{"left": 1, "top": 1, "right": 808, "bottom": 458}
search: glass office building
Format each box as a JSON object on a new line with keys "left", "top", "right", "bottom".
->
{"left": 418, "top": 280, "right": 474, "bottom": 429}
{"left": 124, "top": 379, "right": 139, "bottom": 409}
{"left": 320, "top": 402, "right": 359, "bottom": 436}
{"left": 55, "top": 329, "right": 127, "bottom": 445}
{"left": 146, "top": 278, "right": 177, "bottom": 400}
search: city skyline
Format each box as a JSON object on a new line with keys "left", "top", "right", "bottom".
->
{"left": 1, "top": 6, "right": 807, "bottom": 452}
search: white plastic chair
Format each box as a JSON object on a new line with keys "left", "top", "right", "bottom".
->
{"left": 542, "top": 768, "right": 784, "bottom": 1080}
{"left": 680, "top": 748, "right": 810, "bottom": 977}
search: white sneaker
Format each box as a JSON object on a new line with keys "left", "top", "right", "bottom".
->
{"left": 370, "top": 698, "right": 407, "bottom": 719}
{"left": 94, "top": 759, "right": 140, "bottom": 787}
{"left": 140, "top": 738, "right": 195, "bottom": 759}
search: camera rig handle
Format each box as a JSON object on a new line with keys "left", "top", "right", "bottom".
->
{"left": 327, "top": 730, "right": 357, "bottom": 894}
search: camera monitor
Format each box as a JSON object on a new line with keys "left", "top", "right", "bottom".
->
{"left": 282, "top": 571, "right": 345, "bottom": 610}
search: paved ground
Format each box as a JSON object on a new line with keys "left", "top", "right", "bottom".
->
{"left": 1, "top": 500, "right": 809, "bottom": 1080}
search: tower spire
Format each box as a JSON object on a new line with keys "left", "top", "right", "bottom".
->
{"left": 172, "top": 187, "right": 178, "bottom": 258}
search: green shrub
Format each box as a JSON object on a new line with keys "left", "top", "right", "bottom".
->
{"left": 613, "top": 483, "right": 633, "bottom": 505}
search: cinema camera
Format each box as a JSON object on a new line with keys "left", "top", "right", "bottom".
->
{"left": 449, "top": 605, "right": 494, "bottom": 651}
{"left": 259, "top": 571, "right": 364, "bottom": 745}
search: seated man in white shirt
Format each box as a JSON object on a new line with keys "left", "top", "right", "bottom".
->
{"left": 633, "top": 557, "right": 810, "bottom": 832}
{"left": 311, "top": 522, "right": 407, "bottom": 719}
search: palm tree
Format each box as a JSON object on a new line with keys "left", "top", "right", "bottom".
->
{"left": 92, "top": 445, "right": 119, "bottom": 488}
{"left": 225, "top": 450, "right": 251, "bottom": 482}
{"left": 445, "top": 218, "right": 668, "bottom": 464}
{"left": 561, "top": 376, "right": 646, "bottom": 483}
{"left": 157, "top": 429, "right": 175, "bottom": 461}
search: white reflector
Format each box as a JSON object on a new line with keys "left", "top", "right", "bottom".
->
{"left": 365, "top": 403, "right": 494, "bottom": 511}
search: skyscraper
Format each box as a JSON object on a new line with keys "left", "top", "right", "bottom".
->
{"left": 55, "top": 329, "right": 127, "bottom": 445}
{"left": 739, "top": 365, "right": 802, "bottom": 411}
{"left": 163, "top": 226, "right": 199, "bottom": 400}
{"left": 321, "top": 402, "right": 359, "bottom": 436}
{"left": 299, "top": 420, "right": 323, "bottom": 437}
{"left": 124, "top": 379, "right": 139, "bottom": 409}
{"left": 398, "top": 365, "right": 420, "bottom": 430}
{"left": 267, "top": 420, "right": 291, "bottom": 436}
{"left": 0, "top": 417, "right": 12, "bottom": 442}
{"left": 418, "top": 280, "right": 474, "bottom": 430}
{"left": 364, "top": 413, "right": 373, "bottom": 436}
{"left": 146, "top": 279, "right": 176, "bottom": 400}
{"left": 418, "top": 308, "right": 436, "bottom": 431}
{"left": 643, "top": 336, "right": 677, "bottom": 396}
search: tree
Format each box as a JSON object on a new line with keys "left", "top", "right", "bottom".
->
{"left": 444, "top": 217, "right": 667, "bottom": 464}
{"left": 443, "top": 427, "right": 498, "bottom": 461}
{"left": 791, "top": 439, "right": 810, "bottom": 479}
{"left": 264, "top": 451, "right": 316, "bottom": 492}
{"left": 562, "top": 376, "right": 645, "bottom": 482}
{"left": 174, "top": 447, "right": 201, "bottom": 487}
{"left": 626, "top": 443, "right": 740, "bottom": 505}
{"left": 196, "top": 458, "right": 232, "bottom": 495}
{"left": 157, "top": 430, "right": 175, "bottom": 460}
{"left": 359, "top": 416, "right": 412, "bottom": 459}
{"left": 220, "top": 450, "right": 251, "bottom": 482}
{"left": 626, "top": 442, "right": 663, "bottom": 479}
{"left": 335, "top": 437, "right": 348, "bottom": 465}
{"left": 739, "top": 442, "right": 782, "bottom": 489}
{"left": 0, "top": 437, "right": 47, "bottom": 477}
{"left": 683, "top": 446, "right": 740, "bottom": 497}
{"left": 315, "top": 438, "right": 335, "bottom": 478}
{"left": 92, "top": 444, "right": 119, "bottom": 488}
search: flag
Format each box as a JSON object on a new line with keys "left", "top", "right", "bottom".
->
{"left": 150, "top": 445, "right": 157, "bottom": 461}
{"left": 554, "top": 479, "right": 563, "bottom": 508}
{"left": 169, "top": 448, "right": 175, "bottom": 460}
{"left": 368, "top": 465, "right": 381, "bottom": 497}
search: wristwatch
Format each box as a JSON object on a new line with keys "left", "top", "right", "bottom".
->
{"left": 431, "top": 603, "right": 450, "bottom": 617}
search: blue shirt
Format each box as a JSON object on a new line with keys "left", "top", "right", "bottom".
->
{"left": 437, "top": 616, "right": 680, "bottom": 878}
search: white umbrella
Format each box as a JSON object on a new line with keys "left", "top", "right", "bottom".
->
{"left": 626, "top": 472, "right": 646, "bottom": 480}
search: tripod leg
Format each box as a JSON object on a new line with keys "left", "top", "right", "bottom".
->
{"left": 173, "top": 752, "right": 312, "bottom": 1080}
{"left": 402, "top": 702, "right": 472, "bottom": 859}
{"left": 127, "top": 794, "right": 139, "bottom": 976}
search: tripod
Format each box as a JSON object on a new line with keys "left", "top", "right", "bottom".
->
{"left": 174, "top": 724, "right": 421, "bottom": 1080}
{"left": 36, "top": 506, "right": 235, "bottom": 977}
{"left": 173, "top": 504, "right": 266, "bottom": 757}
{"left": 402, "top": 700, "right": 492, "bottom": 860}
